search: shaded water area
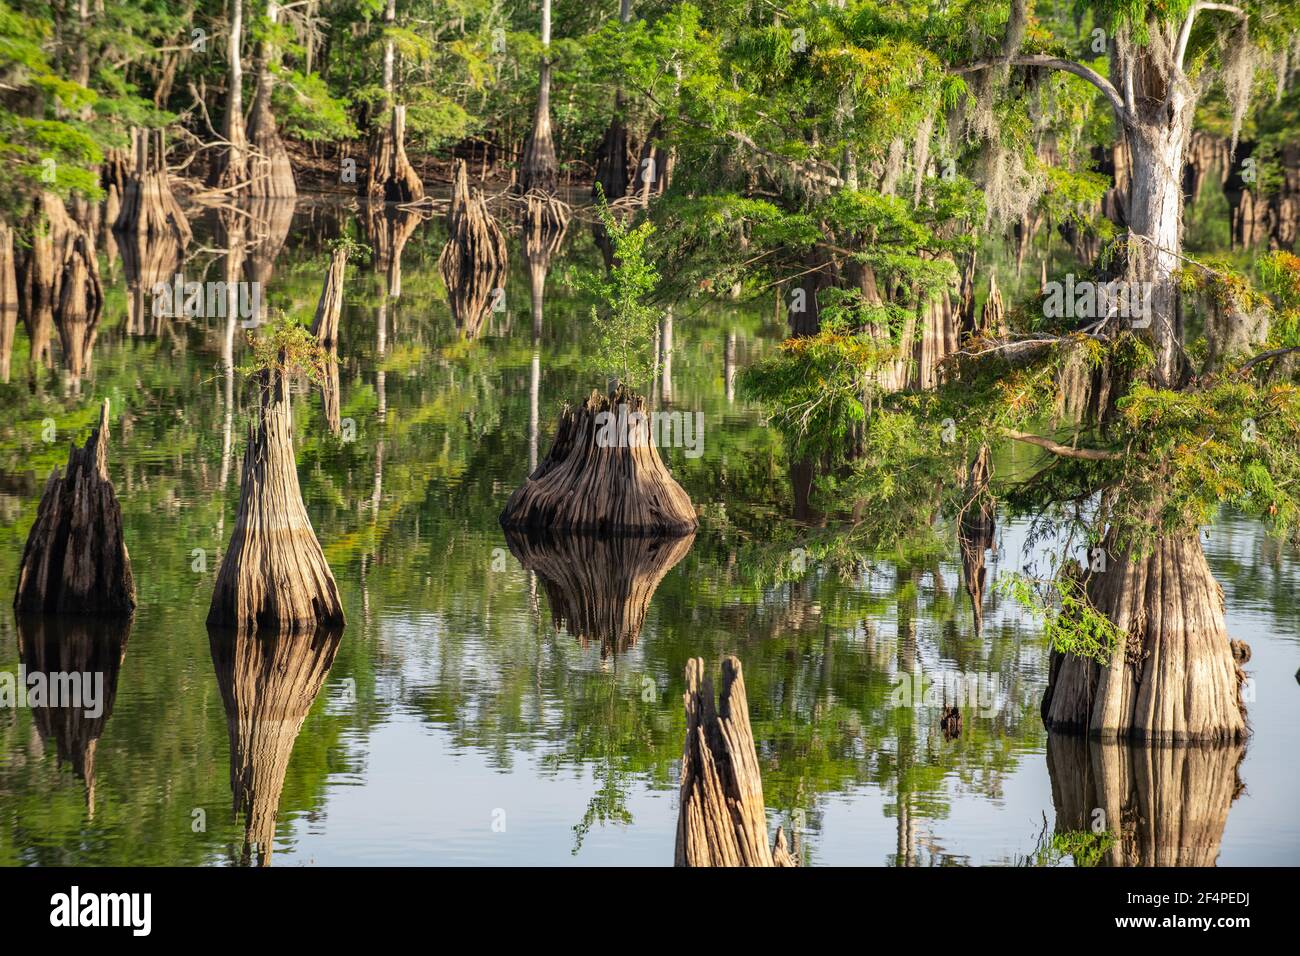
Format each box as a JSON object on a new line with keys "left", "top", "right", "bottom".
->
{"left": 1, "top": 199, "right": 1297, "bottom": 866}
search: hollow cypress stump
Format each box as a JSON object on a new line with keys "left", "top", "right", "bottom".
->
{"left": 366, "top": 104, "right": 424, "bottom": 204}
{"left": 113, "top": 128, "right": 192, "bottom": 247}
{"left": 14, "top": 399, "right": 136, "bottom": 616}
{"left": 499, "top": 385, "right": 697, "bottom": 535}
{"left": 675, "top": 656, "right": 796, "bottom": 867}
{"left": 207, "top": 364, "right": 345, "bottom": 632}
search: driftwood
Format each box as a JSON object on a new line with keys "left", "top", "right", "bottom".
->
{"left": 367, "top": 104, "right": 424, "bottom": 204}
{"left": 675, "top": 657, "right": 796, "bottom": 867}
{"left": 504, "top": 529, "right": 694, "bottom": 655}
{"left": 311, "top": 246, "right": 348, "bottom": 435}
{"left": 209, "top": 623, "right": 342, "bottom": 866}
{"left": 500, "top": 386, "right": 698, "bottom": 536}
{"left": 1042, "top": 527, "right": 1248, "bottom": 742}
{"left": 14, "top": 399, "right": 136, "bottom": 616}
{"left": 0, "top": 220, "right": 17, "bottom": 382}
{"left": 439, "top": 160, "right": 507, "bottom": 338}
{"left": 16, "top": 613, "right": 130, "bottom": 816}
{"left": 207, "top": 364, "right": 345, "bottom": 632}
{"left": 1048, "top": 735, "right": 1244, "bottom": 866}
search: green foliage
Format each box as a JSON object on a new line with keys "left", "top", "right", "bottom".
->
{"left": 241, "top": 318, "right": 329, "bottom": 385}
{"left": 998, "top": 571, "right": 1123, "bottom": 665}
{"left": 572, "top": 195, "right": 662, "bottom": 389}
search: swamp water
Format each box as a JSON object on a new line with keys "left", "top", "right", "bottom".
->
{"left": 0, "top": 200, "right": 1296, "bottom": 866}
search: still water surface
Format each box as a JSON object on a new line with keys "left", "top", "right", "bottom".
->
{"left": 0, "top": 201, "right": 1296, "bottom": 866}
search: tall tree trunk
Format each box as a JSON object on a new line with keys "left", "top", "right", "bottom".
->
{"left": 212, "top": 0, "right": 249, "bottom": 190}
{"left": 247, "top": 0, "right": 297, "bottom": 198}
{"left": 518, "top": 0, "right": 557, "bottom": 195}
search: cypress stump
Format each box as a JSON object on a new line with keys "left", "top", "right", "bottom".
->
{"left": 14, "top": 399, "right": 136, "bottom": 615}
{"left": 439, "top": 160, "right": 507, "bottom": 338}
{"left": 675, "top": 657, "right": 796, "bottom": 867}
{"left": 113, "top": 128, "right": 192, "bottom": 247}
{"left": 367, "top": 104, "right": 424, "bottom": 204}
{"left": 310, "top": 246, "right": 348, "bottom": 435}
{"left": 1041, "top": 528, "right": 1248, "bottom": 743}
{"left": 499, "top": 385, "right": 697, "bottom": 536}
{"left": 207, "top": 363, "right": 345, "bottom": 632}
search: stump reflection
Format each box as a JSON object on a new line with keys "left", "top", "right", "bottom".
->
{"left": 504, "top": 529, "right": 694, "bottom": 656}
{"left": 15, "top": 613, "right": 131, "bottom": 817}
{"left": 208, "top": 624, "right": 344, "bottom": 867}
{"left": 1047, "top": 734, "right": 1245, "bottom": 866}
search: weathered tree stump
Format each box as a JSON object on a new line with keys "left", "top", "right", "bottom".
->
{"left": 17, "top": 192, "right": 78, "bottom": 369}
{"left": 676, "top": 656, "right": 796, "bottom": 867}
{"left": 209, "top": 622, "right": 342, "bottom": 867}
{"left": 113, "top": 128, "right": 192, "bottom": 247}
{"left": 311, "top": 246, "right": 348, "bottom": 435}
{"left": 14, "top": 399, "right": 136, "bottom": 616}
{"left": 1048, "top": 735, "right": 1244, "bottom": 866}
{"left": 439, "top": 160, "right": 507, "bottom": 338}
{"left": 367, "top": 104, "right": 424, "bottom": 204}
{"left": 207, "top": 364, "right": 345, "bottom": 632}
{"left": 55, "top": 232, "right": 104, "bottom": 387}
{"left": 504, "top": 529, "right": 694, "bottom": 655}
{"left": 500, "top": 385, "right": 698, "bottom": 536}
{"left": 16, "top": 613, "right": 131, "bottom": 816}
{"left": 0, "top": 220, "right": 17, "bottom": 382}
{"left": 1041, "top": 529, "right": 1248, "bottom": 742}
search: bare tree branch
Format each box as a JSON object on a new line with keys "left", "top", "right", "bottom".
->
{"left": 1002, "top": 429, "right": 1123, "bottom": 461}
{"left": 953, "top": 55, "right": 1130, "bottom": 125}
{"left": 1175, "top": 2, "right": 1247, "bottom": 71}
